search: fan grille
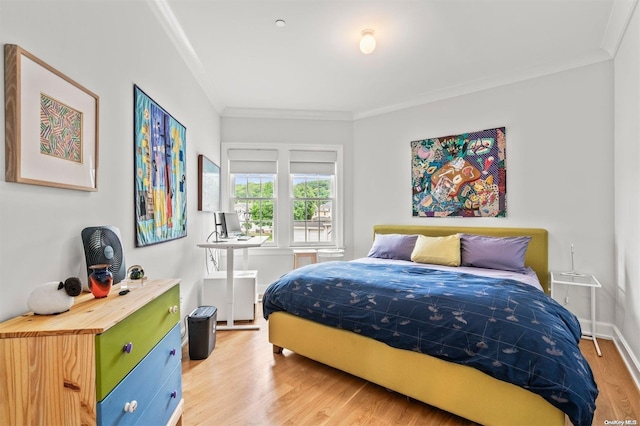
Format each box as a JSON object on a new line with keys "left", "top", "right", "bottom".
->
{"left": 82, "top": 226, "right": 125, "bottom": 284}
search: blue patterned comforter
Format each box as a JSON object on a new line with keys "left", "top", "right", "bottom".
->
{"left": 263, "top": 261, "right": 598, "bottom": 426}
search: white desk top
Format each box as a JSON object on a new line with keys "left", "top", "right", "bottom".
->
{"left": 197, "top": 236, "right": 268, "bottom": 249}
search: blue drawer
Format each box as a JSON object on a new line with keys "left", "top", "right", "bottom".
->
{"left": 135, "top": 365, "right": 182, "bottom": 425}
{"left": 97, "top": 323, "right": 182, "bottom": 425}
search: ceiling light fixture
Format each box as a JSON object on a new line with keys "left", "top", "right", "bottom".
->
{"left": 275, "top": 19, "right": 286, "bottom": 28}
{"left": 359, "top": 29, "right": 376, "bottom": 54}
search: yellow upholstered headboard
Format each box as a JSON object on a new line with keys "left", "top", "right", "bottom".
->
{"left": 373, "top": 225, "right": 549, "bottom": 294}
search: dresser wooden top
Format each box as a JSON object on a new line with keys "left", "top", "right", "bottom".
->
{"left": 0, "top": 278, "right": 180, "bottom": 338}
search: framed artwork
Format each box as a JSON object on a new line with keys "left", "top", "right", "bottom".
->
{"left": 198, "top": 154, "right": 220, "bottom": 212}
{"left": 411, "top": 127, "right": 506, "bottom": 217}
{"left": 4, "top": 44, "right": 99, "bottom": 191}
{"left": 133, "top": 85, "right": 187, "bottom": 246}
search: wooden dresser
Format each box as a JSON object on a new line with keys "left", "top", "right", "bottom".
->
{"left": 0, "top": 278, "right": 183, "bottom": 426}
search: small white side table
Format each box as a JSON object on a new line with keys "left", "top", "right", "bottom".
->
{"left": 550, "top": 271, "right": 602, "bottom": 356}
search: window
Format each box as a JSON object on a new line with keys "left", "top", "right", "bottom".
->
{"left": 232, "top": 174, "right": 275, "bottom": 241}
{"left": 292, "top": 174, "right": 334, "bottom": 244}
{"left": 228, "top": 149, "right": 278, "bottom": 243}
{"left": 289, "top": 150, "right": 337, "bottom": 246}
{"left": 222, "top": 144, "right": 342, "bottom": 249}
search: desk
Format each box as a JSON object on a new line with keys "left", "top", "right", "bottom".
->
{"left": 197, "top": 236, "right": 268, "bottom": 330}
{"left": 550, "top": 271, "right": 602, "bottom": 356}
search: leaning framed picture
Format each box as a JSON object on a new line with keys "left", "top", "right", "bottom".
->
{"left": 4, "top": 44, "right": 99, "bottom": 191}
{"left": 133, "top": 85, "right": 187, "bottom": 246}
{"left": 198, "top": 154, "right": 220, "bottom": 212}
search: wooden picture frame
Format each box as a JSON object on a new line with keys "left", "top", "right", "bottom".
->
{"left": 197, "top": 154, "right": 220, "bottom": 212}
{"left": 4, "top": 44, "right": 99, "bottom": 191}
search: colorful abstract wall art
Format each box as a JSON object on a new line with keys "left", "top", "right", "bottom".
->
{"left": 40, "top": 93, "right": 83, "bottom": 163}
{"left": 134, "top": 85, "right": 187, "bottom": 246}
{"left": 411, "top": 127, "right": 506, "bottom": 217}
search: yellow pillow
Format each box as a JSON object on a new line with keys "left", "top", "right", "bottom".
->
{"left": 410, "top": 234, "right": 461, "bottom": 266}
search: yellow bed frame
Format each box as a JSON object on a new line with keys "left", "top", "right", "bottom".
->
{"left": 269, "top": 225, "right": 565, "bottom": 425}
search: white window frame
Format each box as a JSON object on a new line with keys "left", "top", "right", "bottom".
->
{"left": 221, "top": 143, "right": 343, "bottom": 249}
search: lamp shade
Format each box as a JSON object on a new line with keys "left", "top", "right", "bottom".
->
{"left": 359, "top": 29, "right": 376, "bottom": 54}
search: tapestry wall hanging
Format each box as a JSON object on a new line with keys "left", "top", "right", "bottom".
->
{"left": 134, "top": 85, "right": 187, "bottom": 246}
{"left": 411, "top": 127, "right": 506, "bottom": 217}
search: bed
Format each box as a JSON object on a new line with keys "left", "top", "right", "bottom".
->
{"left": 263, "top": 225, "right": 598, "bottom": 426}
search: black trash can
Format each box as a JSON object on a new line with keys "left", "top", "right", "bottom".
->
{"left": 188, "top": 306, "right": 217, "bottom": 360}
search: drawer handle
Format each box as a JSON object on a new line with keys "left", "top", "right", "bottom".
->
{"left": 170, "top": 348, "right": 176, "bottom": 356}
{"left": 123, "top": 342, "right": 133, "bottom": 353}
{"left": 170, "top": 390, "right": 177, "bottom": 399}
{"left": 123, "top": 400, "right": 138, "bottom": 413}
{"left": 168, "top": 305, "right": 179, "bottom": 314}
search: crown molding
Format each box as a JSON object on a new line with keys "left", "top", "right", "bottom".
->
{"left": 225, "top": 48, "right": 612, "bottom": 122}
{"left": 601, "top": 0, "right": 639, "bottom": 57}
{"left": 222, "top": 107, "right": 353, "bottom": 121}
{"left": 354, "top": 49, "right": 613, "bottom": 121}
{"left": 146, "top": 0, "right": 225, "bottom": 113}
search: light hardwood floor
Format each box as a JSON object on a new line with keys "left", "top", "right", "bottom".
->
{"left": 181, "top": 306, "right": 640, "bottom": 425}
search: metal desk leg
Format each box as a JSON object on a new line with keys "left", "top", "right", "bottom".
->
{"left": 216, "top": 247, "right": 259, "bottom": 331}
{"left": 589, "top": 286, "right": 602, "bottom": 356}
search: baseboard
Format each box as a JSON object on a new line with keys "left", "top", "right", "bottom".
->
{"left": 577, "top": 318, "right": 640, "bottom": 391}
{"left": 612, "top": 325, "right": 640, "bottom": 391}
{"left": 579, "top": 318, "right": 614, "bottom": 339}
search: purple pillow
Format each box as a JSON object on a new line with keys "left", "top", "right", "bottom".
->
{"left": 367, "top": 234, "right": 418, "bottom": 261}
{"left": 460, "top": 233, "right": 531, "bottom": 272}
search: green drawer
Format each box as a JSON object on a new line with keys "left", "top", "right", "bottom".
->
{"left": 95, "top": 284, "right": 180, "bottom": 401}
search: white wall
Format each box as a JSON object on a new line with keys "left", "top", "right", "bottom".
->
{"left": 614, "top": 1, "right": 640, "bottom": 386}
{"left": 353, "top": 62, "right": 615, "bottom": 329}
{"left": 0, "top": 1, "right": 220, "bottom": 322}
{"left": 221, "top": 116, "right": 353, "bottom": 293}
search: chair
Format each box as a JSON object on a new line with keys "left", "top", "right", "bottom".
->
{"left": 293, "top": 249, "right": 317, "bottom": 269}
